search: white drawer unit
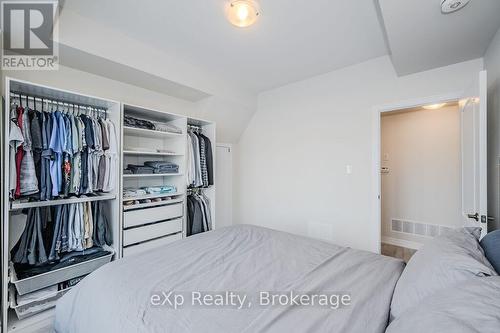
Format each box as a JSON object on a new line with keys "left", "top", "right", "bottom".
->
{"left": 123, "top": 203, "right": 183, "bottom": 228}
{"left": 123, "top": 233, "right": 182, "bottom": 257}
{"left": 123, "top": 218, "right": 182, "bottom": 246}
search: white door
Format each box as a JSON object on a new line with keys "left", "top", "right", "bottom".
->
{"left": 461, "top": 70, "right": 488, "bottom": 237}
{"left": 215, "top": 144, "right": 232, "bottom": 228}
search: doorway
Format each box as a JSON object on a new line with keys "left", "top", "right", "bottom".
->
{"left": 380, "top": 102, "right": 461, "bottom": 254}
{"left": 372, "top": 71, "right": 488, "bottom": 255}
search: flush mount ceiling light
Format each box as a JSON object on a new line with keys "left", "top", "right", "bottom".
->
{"left": 423, "top": 103, "right": 447, "bottom": 110}
{"left": 226, "top": 0, "right": 260, "bottom": 28}
{"left": 441, "top": 0, "right": 471, "bottom": 14}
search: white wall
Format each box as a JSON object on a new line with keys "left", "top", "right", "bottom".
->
{"left": 234, "top": 56, "right": 483, "bottom": 253}
{"left": 55, "top": 8, "right": 257, "bottom": 144}
{"left": 381, "top": 106, "right": 461, "bottom": 243}
{"left": 485, "top": 27, "right": 500, "bottom": 231}
{"left": 1, "top": 65, "right": 246, "bottom": 143}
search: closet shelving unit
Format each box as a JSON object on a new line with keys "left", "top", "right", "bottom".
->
{"left": 121, "top": 104, "right": 188, "bottom": 257}
{"left": 1, "top": 78, "right": 122, "bottom": 332}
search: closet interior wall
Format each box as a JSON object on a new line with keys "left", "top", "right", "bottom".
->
{"left": 1, "top": 78, "right": 122, "bottom": 331}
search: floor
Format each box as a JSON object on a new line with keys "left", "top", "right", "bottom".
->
{"left": 381, "top": 243, "right": 417, "bottom": 263}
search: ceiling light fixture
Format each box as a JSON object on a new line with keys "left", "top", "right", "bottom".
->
{"left": 226, "top": 0, "right": 260, "bottom": 28}
{"left": 441, "top": 0, "right": 471, "bottom": 14}
{"left": 422, "top": 103, "right": 447, "bottom": 110}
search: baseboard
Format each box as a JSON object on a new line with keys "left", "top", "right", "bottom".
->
{"left": 382, "top": 236, "right": 423, "bottom": 250}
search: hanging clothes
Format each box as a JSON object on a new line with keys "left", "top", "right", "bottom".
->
{"left": 15, "top": 106, "right": 25, "bottom": 198}
{"left": 9, "top": 97, "right": 116, "bottom": 201}
{"left": 11, "top": 201, "right": 112, "bottom": 275}
{"left": 200, "top": 134, "right": 214, "bottom": 186}
{"left": 186, "top": 128, "right": 214, "bottom": 188}
{"left": 41, "top": 111, "right": 53, "bottom": 201}
{"left": 9, "top": 105, "right": 24, "bottom": 198}
{"left": 186, "top": 192, "right": 213, "bottom": 236}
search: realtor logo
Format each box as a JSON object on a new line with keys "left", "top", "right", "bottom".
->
{"left": 1, "top": 0, "right": 59, "bottom": 70}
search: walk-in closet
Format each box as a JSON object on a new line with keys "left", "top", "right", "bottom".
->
{"left": 1, "top": 78, "right": 122, "bottom": 331}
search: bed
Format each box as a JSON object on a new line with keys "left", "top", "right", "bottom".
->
{"left": 54, "top": 225, "right": 404, "bottom": 332}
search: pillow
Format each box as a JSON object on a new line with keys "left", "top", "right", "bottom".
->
{"left": 386, "top": 276, "right": 500, "bottom": 333}
{"left": 480, "top": 230, "right": 500, "bottom": 274}
{"left": 390, "top": 227, "right": 497, "bottom": 319}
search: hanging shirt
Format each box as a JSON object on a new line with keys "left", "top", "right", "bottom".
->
{"left": 14, "top": 107, "right": 25, "bottom": 198}
{"left": 29, "top": 110, "right": 43, "bottom": 198}
{"left": 41, "top": 112, "right": 53, "bottom": 201}
{"left": 9, "top": 107, "right": 24, "bottom": 198}
{"left": 49, "top": 112, "right": 63, "bottom": 196}
{"left": 189, "top": 132, "right": 203, "bottom": 187}
{"left": 20, "top": 107, "right": 39, "bottom": 196}
{"left": 62, "top": 114, "right": 73, "bottom": 197}
{"left": 69, "top": 114, "right": 80, "bottom": 195}
{"left": 200, "top": 134, "right": 214, "bottom": 186}
{"left": 186, "top": 133, "right": 195, "bottom": 186}
{"left": 198, "top": 133, "right": 208, "bottom": 187}
{"left": 83, "top": 202, "right": 94, "bottom": 249}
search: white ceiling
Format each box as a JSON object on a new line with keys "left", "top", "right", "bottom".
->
{"left": 379, "top": 0, "right": 500, "bottom": 75}
{"left": 62, "top": 0, "right": 388, "bottom": 93}
{"left": 61, "top": 0, "right": 500, "bottom": 93}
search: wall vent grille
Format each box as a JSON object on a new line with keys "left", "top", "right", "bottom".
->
{"left": 391, "top": 219, "right": 453, "bottom": 238}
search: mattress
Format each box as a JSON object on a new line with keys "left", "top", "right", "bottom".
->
{"left": 55, "top": 225, "right": 404, "bottom": 332}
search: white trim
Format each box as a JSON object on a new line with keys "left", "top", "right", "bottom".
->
{"left": 371, "top": 91, "right": 463, "bottom": 255}
{"left": 382, "top": 236, "right": 423, "bottom": 250}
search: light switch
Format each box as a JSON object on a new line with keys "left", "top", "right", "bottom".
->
{"left": 383, "top": 153, "right": 389, "bottom": 161}
{"left": 346, "top": 165, "right": 352, "bottom": 175}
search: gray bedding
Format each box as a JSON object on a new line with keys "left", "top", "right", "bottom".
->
{"left": 55, "top": 225, "right": 404, "bottom": 332}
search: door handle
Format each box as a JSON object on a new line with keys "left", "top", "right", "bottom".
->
{"left": 467, "top": 213, "right": 479, "bottom": 221}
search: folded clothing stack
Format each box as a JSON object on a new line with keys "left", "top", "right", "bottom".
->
{"left": 123, "top": 185, "right": 176, "bottom": 198}
{"left": 123, "top": 188, "right": 147, "bottom": 198}
{"left": 124, "top": 115, "right": 183, "bottom": 134}
{"left": 126, "top": 164, "right": 154, "bottom": 174}
{"left": 144, "top": 161, "right": 179, "bottom": 174}
{"left": 151, "top": 121, "right": 182, "bottom": 134}
{"left": 124, "top": 116, "right": 155, "bottom": 130}
{"left": 143, "top": 185, "right": 177, "bottom": 194}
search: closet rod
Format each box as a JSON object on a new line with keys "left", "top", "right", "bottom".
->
{"left": 10, "top": 90, "right": 108, "bottom": 113}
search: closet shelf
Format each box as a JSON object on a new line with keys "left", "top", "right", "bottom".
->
{"left": 10, "top": 193, "right": 117, "bottom": 211}
{"left": 123, "top": 150, "right": 184, "bottom": 157}
{"left": 123, "top": 173, "right": 183, "bottom": 178}
{"left": 10, "top": 252, "right": 114, "bottom": 295}
{"left": 123, "top": 126, "right": 183, "bottom": 139}
{"left": 123, "top": 197, "right": 185, "bottom": 211}
{"left": 123, "top": 192, "right": 185, "bottom": 202}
